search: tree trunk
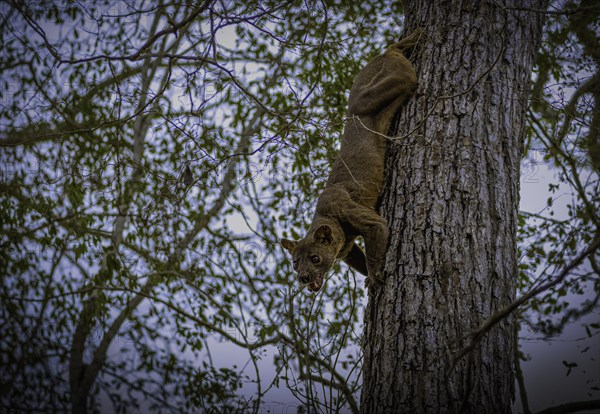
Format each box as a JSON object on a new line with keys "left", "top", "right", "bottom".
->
{"left": 361, "top": 1, "right": 547, "bottom": 413}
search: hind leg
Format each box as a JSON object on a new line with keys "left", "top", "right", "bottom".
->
{"left": 348, "top": 57, "right": 417, "bottom": 119}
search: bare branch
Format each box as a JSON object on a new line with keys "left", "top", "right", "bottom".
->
{"left": 454, "top": 235, "right": 600, "bottom": 364}
{"left": 7, "top": 0, "right": 213, "bottom": 65}
{"left": 299, "top": 374, "right": 359, "bottom": 414}
{"left": 173, "top": 46, "right": 287, "bottom": 257}
{"left": 556, "top": 72, "right": 600, "bottom": 145}
{"left": 279, "top": 335, "right": 360, "bottom": 414}
{"left": 68, "top": 13, "right": 179, "bottom": 409}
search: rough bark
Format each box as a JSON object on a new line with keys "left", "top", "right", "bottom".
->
{"left": 361, "top": 1, "right": 547, "bottom": 413}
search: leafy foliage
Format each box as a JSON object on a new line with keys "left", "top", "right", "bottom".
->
{"left": 517, "top": 0, "right": 600, "bottom": 406}
{"left": 0, "top": 1, "right": 405, "bottom": 412}
{"left": 520, "top": 0, "right": 599, "bottom": 337}
{"left": 0, "top": 0, "right": 598, "bottom": 413}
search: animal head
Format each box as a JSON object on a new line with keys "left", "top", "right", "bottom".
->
{"left": 281, "top": 224, "right": 337, "bottom": 292}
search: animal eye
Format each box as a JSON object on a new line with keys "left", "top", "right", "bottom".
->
{"left": 293, "top": 261, "right": 299, "bottom": 270}
{"left": 311, "top": 255, "right": 320, "bottom": 264}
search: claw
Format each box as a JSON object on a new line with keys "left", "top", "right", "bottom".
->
{"left": 389, "top": 27, "right": 426, "bottom": 53}
{"left": 365, "top": 271, "right": 385, "bottom": 289}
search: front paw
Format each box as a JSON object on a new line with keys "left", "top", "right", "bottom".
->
{"left": 365, "top": 270, "right": 385, "bottom": 289}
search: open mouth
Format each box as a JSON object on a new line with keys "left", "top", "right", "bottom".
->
{"left": 306, "top": 276, "right": 323, "bottom": 292}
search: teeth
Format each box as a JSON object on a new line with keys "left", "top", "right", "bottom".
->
{"left": 307, "top": 278, "right": 323, "bottom": 292}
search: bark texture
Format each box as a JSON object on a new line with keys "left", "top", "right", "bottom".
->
{"left": 361, "top": 1, "right": 547, "bottom": 413}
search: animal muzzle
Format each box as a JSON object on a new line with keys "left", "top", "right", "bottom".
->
{"left": 298, "top": 274, "right": 323, "bottom": 292}
{"left": 307, "top": 276, "right": 323, "bottom": 292}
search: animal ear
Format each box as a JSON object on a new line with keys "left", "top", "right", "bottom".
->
{"left": 281, "top": 239, "right": 298, "bottom": 254}
{"left": 313, "top": 225, "right": 333, "bottom": 245}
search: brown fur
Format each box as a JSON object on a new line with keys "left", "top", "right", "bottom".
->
{"left": 282, "top": 29, "right": 423, "bottom": 291}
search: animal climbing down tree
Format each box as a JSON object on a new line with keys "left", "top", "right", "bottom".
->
{"left": 281, "top": 29, "right": 424, "bottom": 291}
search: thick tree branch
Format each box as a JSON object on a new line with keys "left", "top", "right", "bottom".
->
{"left": 68, "top": 13, "right": 177, "bottom": 410}
{"left": 66, "top": 32, "right": 293, "bottom": 413}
